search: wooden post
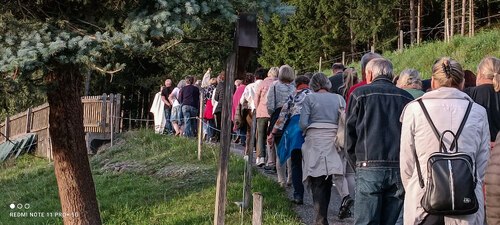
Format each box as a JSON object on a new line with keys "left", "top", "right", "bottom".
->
{"left": 399, "top": 30, "right": 404, "bottom": 52}
{"left": 100, "top": 93, "right": 107, "bottom": 132}
{"left": 342, "top": 52, "right": 346, "bottom": 65}
{"left": 252, "top": 193, "right": 263, "bottom": 225}
{"left": 115, "top": 94, "right": 122, "bottom": 132}
{"left": 214, "top": 52, "right": 237, "bottom": 225}
{"left": 198, "top": 91, "right": 204, "bottom": 161}
{"left": 26, "top": 107, "right": 32, "bottom": 133}
{"left": 371, "top": 46, "right": 375, "bottom": 53}
{"left": 470, "top": 0, "right": 474, "bottom": 37}
{"left": 4, "top": 116, "right": 10, "bottom": 140}
{"left": 110, "top": 94, "right": 115, "bottom": 147}
{"left": 242, "top": 110, "right": 257, "bottom": 209}
{"left": 318, "top": 57, "right": 322, "bottom": 72}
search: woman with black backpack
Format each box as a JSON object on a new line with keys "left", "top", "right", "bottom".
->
{"left": 399, "top": 57, "right": 490, "bottom": 225}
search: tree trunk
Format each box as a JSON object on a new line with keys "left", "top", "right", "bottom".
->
{"left": 417, "top": 0, "right": 422, "bottom": 43}
{"left": 46, "top": 64, "right": 102, "bottom": 225}
{"left": 450, "top": 0, "right": 455, "bottom": 37}
{"left": 470, "top": 0, "right": 474, "bottom": 36}
{"left": 445, "top": 0, "right": 449, "bottom": 41}
{"left": 461, "top": 0, "right": 466, "bottom": 35}
{"left": 410, "top": 0, "right": 416, "bottom": 44}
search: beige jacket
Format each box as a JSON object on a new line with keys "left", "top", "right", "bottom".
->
{"left": 400, "top": 87, "right": 490, "bottom": 225}
{"left": 486, "top": 132, "right": 500, "bottom": 225}
{"left": 301, "top": 123, "right": 344, "bottom": 183}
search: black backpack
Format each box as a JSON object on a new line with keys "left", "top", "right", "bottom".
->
{"left": 413, "top": 99, "right": 478, "bottom": 215}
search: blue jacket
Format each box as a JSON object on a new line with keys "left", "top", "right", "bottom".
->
{"left": 345, "top": 76, "right": 414, "bottom": 168}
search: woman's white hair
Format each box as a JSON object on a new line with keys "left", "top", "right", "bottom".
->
{"left": 397, "top": 69, "right": 422, "bottom": 89}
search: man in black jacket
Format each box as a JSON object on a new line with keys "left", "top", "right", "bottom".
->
{"left": 345, "top": 58, "right": 413, "bottom": 225}
{"left": 178, "top": 76, "right": 200, "bottom": 137}
{"left": 329, "top": 63, "right": 345, "bottom": 94}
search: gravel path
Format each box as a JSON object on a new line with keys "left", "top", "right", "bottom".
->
{"left": 230, "top": 143, "right": 354, "bottom": 225}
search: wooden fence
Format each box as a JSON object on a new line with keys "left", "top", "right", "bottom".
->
{"left": 0, "top": 94, "right": 121, "bottom": 160}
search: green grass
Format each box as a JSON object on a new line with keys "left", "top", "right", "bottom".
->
{"left": 386, "top": 29, "right": 500, "bottom": 79}
{"left": 0, "top": 130, "right": 301, "bottom": 225}
{"left": 335, "top": 29, "right": 500, "bottom": 79}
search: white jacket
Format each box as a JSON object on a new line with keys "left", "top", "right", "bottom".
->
{"left": 400, "top": 87, "right": 490, "bottom": 225}
{"left": 150, "top": 92, "right": 166, "bottom": 134}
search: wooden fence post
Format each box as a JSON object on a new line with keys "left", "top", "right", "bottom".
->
{"left": 100, "top": 93, "right": 107, "bottom": 132}
{"left": 318, "top": 57, "right": 322, "bottom": 72}
{"left": 110, "top": 93, "right": 115, "bottom": 147}
{"left": 252, "top": 193, "right": 263, "bottom": 225}
{"left": 198, "top": 91, "right": 204, "bottom": 161}
{"left": 26, "top": 107, "right": 32, "bottom": 133}
{"left": 4, "top": 116, "right": 10, "bottom": 139}
{"left": 243, "top": 110, "right": 257, "bottom": 209}
{"left": 214, "top": 52, "right": 237, "bottom": 225}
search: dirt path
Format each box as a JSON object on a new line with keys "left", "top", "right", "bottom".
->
{"left": 230, "top": 143, "right": 354, "bottom": 225}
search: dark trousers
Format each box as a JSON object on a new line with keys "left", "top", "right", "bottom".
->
{"left": 291, "top": 149, "right": 304, "bottom": 200}
{"left": 310, "top": 175, "right": 332, "bottom": 225}
{"left": 256, "top": 118, "right": 269, "bottom": 158}
{"left": 214, "top": 112, "right": 222, "bottom": 141}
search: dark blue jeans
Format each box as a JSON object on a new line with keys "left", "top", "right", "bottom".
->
{"left": 291, "top": 149, "right": 304, "bottom": 200}
{"left": 164, "top": 107, "right": 173, "bottom": 134}
{"left": 182, "top": 105, "right": 198, "bottom": 137}
{"left": 354, "top": 167, "right": 404, "bottom": 225}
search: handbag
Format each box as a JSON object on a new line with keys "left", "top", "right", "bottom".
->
{"left": 414, "top": 99, "right": 478, "bottom": 215}
{"left": 335, "top": 94, "right": 346, "bottom": 152}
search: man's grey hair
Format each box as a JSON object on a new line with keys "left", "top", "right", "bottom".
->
{"left": 397, "top": 69, "right": 422, "bottom": 89}
{"left": 278, "top": 65, "right": 296, "bottom": 83}
{"left": 309, "top": 73, "right": 332, "bottom": 92}
{"left": 360, "top": 52, "right": 383, "bottom": 75}
{"left": 366, "top": 58, "right": 394, "bottom": 80}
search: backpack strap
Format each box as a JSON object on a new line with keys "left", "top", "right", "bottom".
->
{"left": 451, "top": 100, "right": 473, "bottom": 151}
{"left": 413, "top": 99, "right": 474, "bottom": 188}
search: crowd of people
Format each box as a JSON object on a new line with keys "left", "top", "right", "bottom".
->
{"left": 158, "top": 53, "right": 499, "bottom": 225}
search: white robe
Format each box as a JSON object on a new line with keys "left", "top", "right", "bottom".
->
{"left": 149, "top": 92, "right": 166, "bottom": 133}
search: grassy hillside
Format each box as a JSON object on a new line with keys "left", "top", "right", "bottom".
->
{"left": 386, "top": 29, "right": 500, "bottom": 79}
{"left": 0, "top": 130, "right": 301, "bottom": 225}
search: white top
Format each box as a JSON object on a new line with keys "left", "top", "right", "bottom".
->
{"left": 171, "top": 87, "right": 181, "bottom": 107}
{"left": 240, "top": 79, "right": 262, "bottom": 110}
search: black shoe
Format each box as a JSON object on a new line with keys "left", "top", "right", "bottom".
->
{"left": 291, "top": 198, "right": 303, "bottom": 205}
{"left": 338, "top": 195, "right": 354, "bottom": 219}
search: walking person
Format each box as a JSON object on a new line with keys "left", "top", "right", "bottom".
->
{"left": 329, "top": 63, "right": 345, "bottom": 94}
{"left": 396, "top": 69, "right": 425, "bottom": 99}
{"left": 400, "top": 57, "right": 490, "bottom": 224}
{"left": 161, "top": 79, "right": 174, "bottom": 134}
{"left": 254, "top": 67, "right": 279, "bottom": 168}
{"left": 213, "top": 71, "right": 226, "bottom": 142}
{"left": 300, "top": 73, "right": 349, "bottom": 225}
{"left": 486, "top": 132, "right": 500, "bottom": 225}
{"left": 169, "top": 80, "right": 186, "bottom": 136}
{"left": 345, "top": 58, "right": 413, "bottom": 225}
{"left": 269, "top": 75, "right": 311, "bottom": 204}
{"left": 240, "top": 68, "right": 266, "bottom": 156}
{"left": 266, "top": 65, "right": 296, "bottom": 186}
{"left": 178, "top": 76, "right": 200, "bottom": 137}
{"left": 465, "top": 56, "right": 500, "bottom": 147}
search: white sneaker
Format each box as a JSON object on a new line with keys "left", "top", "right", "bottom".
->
{"left": 256, "top": 157, "right": 265, "bottom": 167}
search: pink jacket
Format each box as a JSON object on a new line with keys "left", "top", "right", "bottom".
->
{"left": 254, "top": 77, "right": 277, "bottom": 118}
{"left": 232, "top": 84, "right": 246, "bottom": 121}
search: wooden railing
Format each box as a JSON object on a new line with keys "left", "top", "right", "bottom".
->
{"left": 0, "top": 94, "right": 121, "bottom": 159}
